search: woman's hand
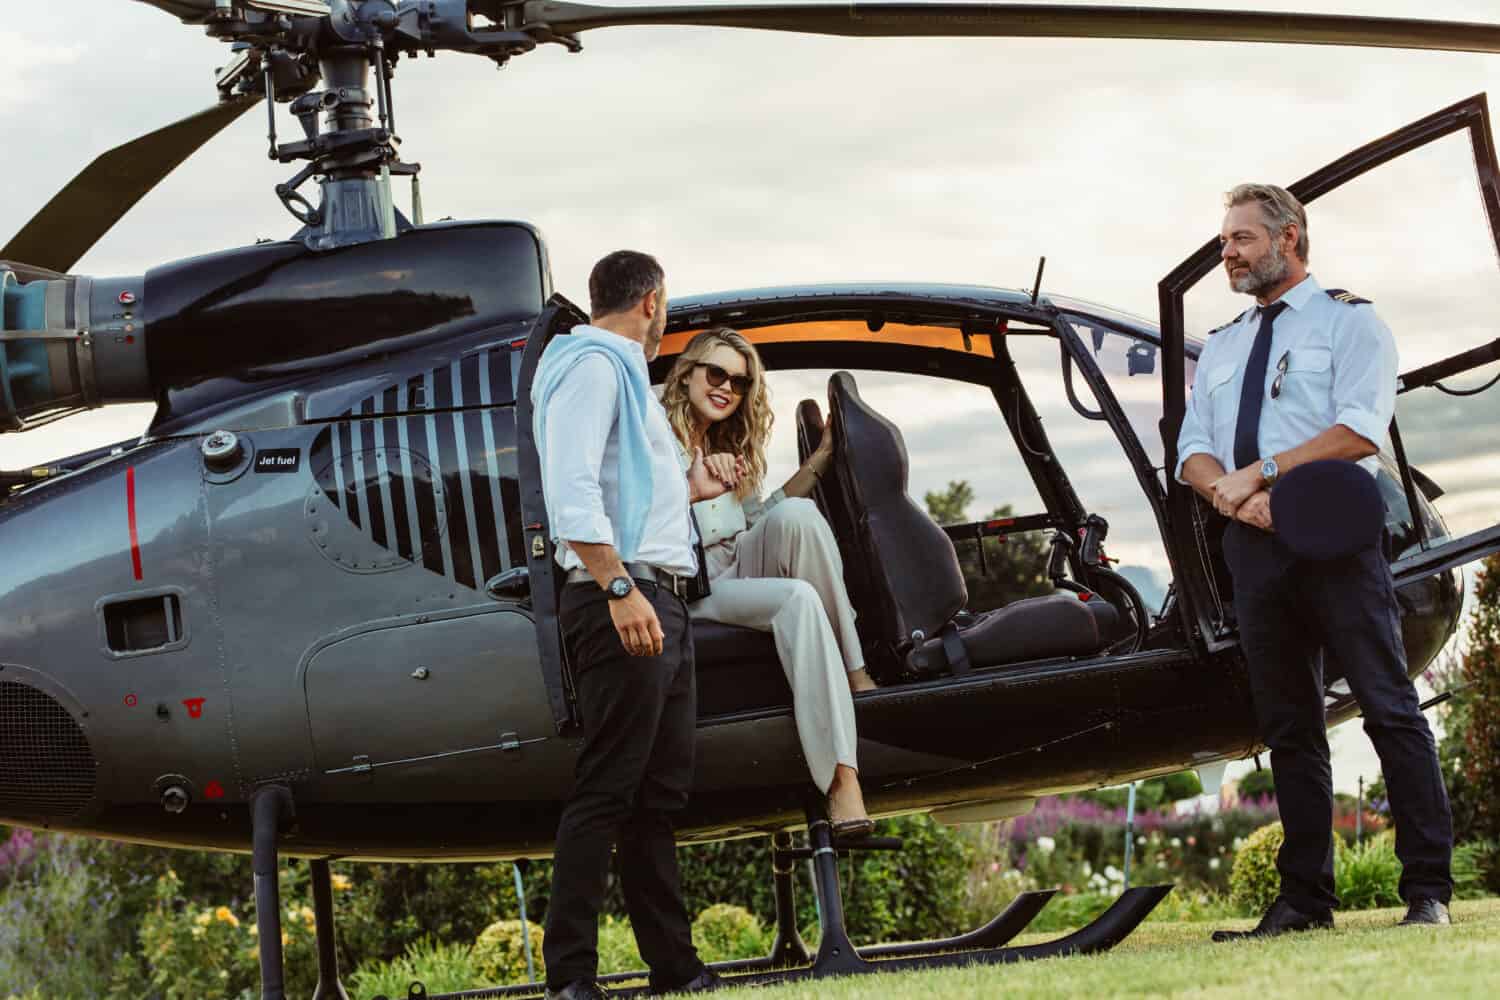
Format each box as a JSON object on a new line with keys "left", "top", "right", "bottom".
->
{"left": 704, "top": 452, "right": 743, "bottom": 490}
{"left": 687, "top": 446, "right": 731, "bottom": 502}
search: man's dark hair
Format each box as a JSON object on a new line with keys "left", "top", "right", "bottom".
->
{"left": 588, "top": 250, "right": 664, "bottom": 318}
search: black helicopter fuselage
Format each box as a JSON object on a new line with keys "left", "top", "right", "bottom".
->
{"left": 0, "top": 223, "right": 1463, "bottom": 861}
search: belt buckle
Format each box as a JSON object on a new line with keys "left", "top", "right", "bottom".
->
{"left": 667, "top": 573, "right": 684, "bottom": 598}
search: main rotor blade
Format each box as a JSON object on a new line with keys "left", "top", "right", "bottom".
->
{"left": 131, "top": 0, "right": 219, "bottom": 23}
{"left": 1, "top": 96, "right": 258, "bottom": 275}
{"left": 515, "top": 2, "right": 1500, "bottom": 54}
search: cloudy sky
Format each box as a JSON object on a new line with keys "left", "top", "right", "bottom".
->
{"left": 5, "top": 0, "right": 1500, "bottom": 791}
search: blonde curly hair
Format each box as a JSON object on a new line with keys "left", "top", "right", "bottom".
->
{"left": 660, "top": 327, "right": 773, "bottom": 500}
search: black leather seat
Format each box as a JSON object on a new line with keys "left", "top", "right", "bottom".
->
{"left": 818, "top": 371, "right": 1103, "bottom": 677}
{"left": 690, "top": 620, "right": 791, "bottom": 717}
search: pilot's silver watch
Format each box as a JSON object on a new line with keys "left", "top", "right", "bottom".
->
{"left": 1260, "top": 456, "right": 1280, "bottom": 487}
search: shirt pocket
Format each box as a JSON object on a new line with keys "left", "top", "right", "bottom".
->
{"left": 1204, "top": 363, "right": 1238, "bottom": 399}
{"left": 1280, "top": 347, "right": 1332, "bottom": 398}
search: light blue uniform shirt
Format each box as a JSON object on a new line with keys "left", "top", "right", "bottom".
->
{"left": 1175, "top": 274, "right": 1398, "bottom": 483}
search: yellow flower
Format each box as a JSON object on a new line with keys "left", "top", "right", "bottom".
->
{"left": 194, "top": 911, "right": 213, "bottom": 927}
{"left": 214, "top": 906, "right": 240, "bottom": 928}
{"left": 299, "top": 905, "right": 316, "bottom": 929}
{"left": 280, "top": 931, "right": 290, "bottom": 947}
{"left": 329, "top": 873, "right": 352, "bottom": 892}
{"left": 191, "top": 926, "right": 205, "bottom": 939}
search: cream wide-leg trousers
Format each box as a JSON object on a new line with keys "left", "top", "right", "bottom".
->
{"left": 689, "top": 497, "right": 864, "bottom": 793}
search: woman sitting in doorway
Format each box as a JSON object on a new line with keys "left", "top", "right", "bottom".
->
{"left": 663, "top": 327, "right": 876, "bottom": 836}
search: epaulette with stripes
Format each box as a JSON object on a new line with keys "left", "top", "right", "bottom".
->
{"left": 1325, "top": 288, "right": 1372, "bottom": 305}
{"left": 1206, "top": 308, "right": 1250, "bottom": 336}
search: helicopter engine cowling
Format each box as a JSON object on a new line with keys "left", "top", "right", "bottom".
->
{"left": 0, "top": 265, "right": 151, "bottom": 432}
{"left": 1, "top": 222, "right": 548, "bottom": 437}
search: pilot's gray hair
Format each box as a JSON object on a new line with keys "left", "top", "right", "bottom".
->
{"left": 1225, "top": 183, "right": 1310, "bottom": 262}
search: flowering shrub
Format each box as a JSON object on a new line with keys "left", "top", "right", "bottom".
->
{"left": 1004, "top": 794, "right": 1278, "bottom": 895}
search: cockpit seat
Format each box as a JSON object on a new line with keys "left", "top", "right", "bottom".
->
{"left": 690, "top": 619, "right": 791, "bottom": 717}
{"left": 818, "top": 371, "right": 1106, "bottom": 677}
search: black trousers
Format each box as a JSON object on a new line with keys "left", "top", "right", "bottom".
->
{"left": 1224, "top": 522, "right": 1453, "bottom": 910}
{"left": 543, "top": 581, "right": 704, "bottom": 992}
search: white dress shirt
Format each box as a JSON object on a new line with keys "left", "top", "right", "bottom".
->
{"left": 1175, "top": 274, "right": 1398, "bottom": 483}
{"left": 537, "top": 325, "right": 697, "bottom": 576}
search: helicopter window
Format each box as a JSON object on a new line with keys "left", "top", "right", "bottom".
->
{"left": 1005, "top": 333, "right": 1175, "bottom": 617}
{"left": 102, "top": 593, "right": 184, "bottom": 655}
{"left": 1060, "top": 315, "right": 1196, "bottom": 489}
{"left": 761, "top": 367, "right": 1049, "bottom": 616}
{"left": 661, "top": 321, "right": 994, "bottom": 362}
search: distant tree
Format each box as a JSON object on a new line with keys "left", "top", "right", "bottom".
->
{"left": 923, "top": 480, "right": 1051, "bottom": 613}
{"left": 924, "top": 481, "right": 975, "bottom": 527}
{"left": 1461, "top": 555, "right": 1500, "bottom": 869}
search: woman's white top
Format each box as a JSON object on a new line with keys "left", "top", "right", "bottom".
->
{"left": 676, "top": 441, "right": 787, "bottom": 578}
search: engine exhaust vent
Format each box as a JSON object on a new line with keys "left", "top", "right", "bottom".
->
{"left": 0, "top": 679, "right": 97, "bottom": 819}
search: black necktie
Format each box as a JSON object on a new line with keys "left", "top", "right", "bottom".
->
{"left": 1232, "top": 301, "right": 1288, "bottom": 470}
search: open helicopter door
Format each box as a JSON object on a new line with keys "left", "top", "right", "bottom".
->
{"left": 1160, "top": 94, "right": 1500, "bottom": 650}
{"left": 514, "top": 294, "right": 591, "bottom": 733}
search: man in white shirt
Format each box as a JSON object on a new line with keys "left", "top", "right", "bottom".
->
{"left": 1178, "top": 185, "right": 1452, "bottom": 939}
{"left": 535, "top": 251, "right": 728, "bottom": 999}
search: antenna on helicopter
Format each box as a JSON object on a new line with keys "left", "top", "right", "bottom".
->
{"left": 1030, "top": 255, "right": 1046, "bottom": 306}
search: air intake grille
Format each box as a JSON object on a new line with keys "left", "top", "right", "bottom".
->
{"left": 0, "top": 680, "right": 96, "bottom": 818}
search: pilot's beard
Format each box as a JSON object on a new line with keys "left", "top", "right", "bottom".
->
{"left": 1232, "top": 240, "right": 1290, "bottom": 296}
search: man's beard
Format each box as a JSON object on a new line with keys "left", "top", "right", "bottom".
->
{"left": 644, "top": 313, "right": 667, "bottom": 361}
{"left": 1231, "top": 239, "right": 1290, "bottom": 296}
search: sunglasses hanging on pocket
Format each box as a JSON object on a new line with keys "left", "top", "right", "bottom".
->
{"left": 1271, "top": 350, "right": 1290, "bottom": 399}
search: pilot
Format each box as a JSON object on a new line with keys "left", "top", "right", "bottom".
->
{"left": 532, "top": 250, "right": 722, "bottom": 998}
{"left": 1176, "top": 184, "right": 1453, "bottom": 939}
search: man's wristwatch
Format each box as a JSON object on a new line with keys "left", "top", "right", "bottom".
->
{"left": 1260, "top": 456, "right": 1280, "bottom": 488}
{"left": 606, "top": 576, "right": 635, "bottom": 599}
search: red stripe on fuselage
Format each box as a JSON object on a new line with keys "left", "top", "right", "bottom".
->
{"left": 126, "top": 466, "right": 142, "bottom": 580}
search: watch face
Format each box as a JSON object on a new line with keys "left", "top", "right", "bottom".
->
{"left": 608, "top": 577, "right": 633, "bottom": 599}
{"left": 1262, "top": 459, "right": 1278, "bottom": 480}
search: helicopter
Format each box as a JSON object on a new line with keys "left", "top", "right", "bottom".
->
{"left": 5, "top": 3, "right": 1500, "bottom": 999}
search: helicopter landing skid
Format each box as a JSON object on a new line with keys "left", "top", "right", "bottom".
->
{"left": 382, "top": 803, "right": 1171, "bottom": 1000}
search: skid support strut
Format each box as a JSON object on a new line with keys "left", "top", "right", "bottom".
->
{"left": 251, "top": 786, "right": 295, "bottom": 1000}
{"left": 310, "top": 858, "right": 351, "bottom": 1000}
{"left": 767, "top": 831, "right": 813, "bottom": 967}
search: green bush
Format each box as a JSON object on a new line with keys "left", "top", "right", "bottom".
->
{"left": 349, "top": 938, "right": 479, "bottom": 999}
{"left": 691, "top": 903, "right": 767, "bottom": 963}
{"left": 472, "top": 918, "right": 544, "bottom": 986}
{"left": 1228, "top": 822, "right": 1284, "bottom": 914}
{"left": 595, "top": 914, "right": 644, "bottom": 975}
{"left": 1451, "top": 839, "right": 1498, "bottom": 900}
{"left": 1334, "top": 832, "right": 1401, "bottom": 910}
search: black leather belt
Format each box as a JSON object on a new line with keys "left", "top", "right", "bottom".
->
{"left": 566, "top": 561, "right": 695, "bottom": 599}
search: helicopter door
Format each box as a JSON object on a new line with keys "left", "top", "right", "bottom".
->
{"left": 1160, "top": 94, "right": 1500, "bottom": 647}
{"left": 514, "top": 294, "right": 592, "bottom": 733}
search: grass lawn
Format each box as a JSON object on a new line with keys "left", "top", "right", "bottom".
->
{"left": 721, "top": 897, "right": 1500, "bottom": 999}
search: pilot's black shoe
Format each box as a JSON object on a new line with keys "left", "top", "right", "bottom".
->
{"left": 1399, "top": 898, "right": 1451, "bottom": 926}
{"left": 545, "top": 980, "right": 612, "bottom": 1000}
{"left": 654, "top": 968, "right": 726, "bottom": 995}
{"left": 1210, "top": 896, "right": 1334, "bottom": 942}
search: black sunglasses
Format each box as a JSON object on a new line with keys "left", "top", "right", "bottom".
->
{"left": 1271, "top": 350, "right": 1290, "bottom": 399}
{"left": 696, "top": 362, "right": 753, "bottom": 396}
